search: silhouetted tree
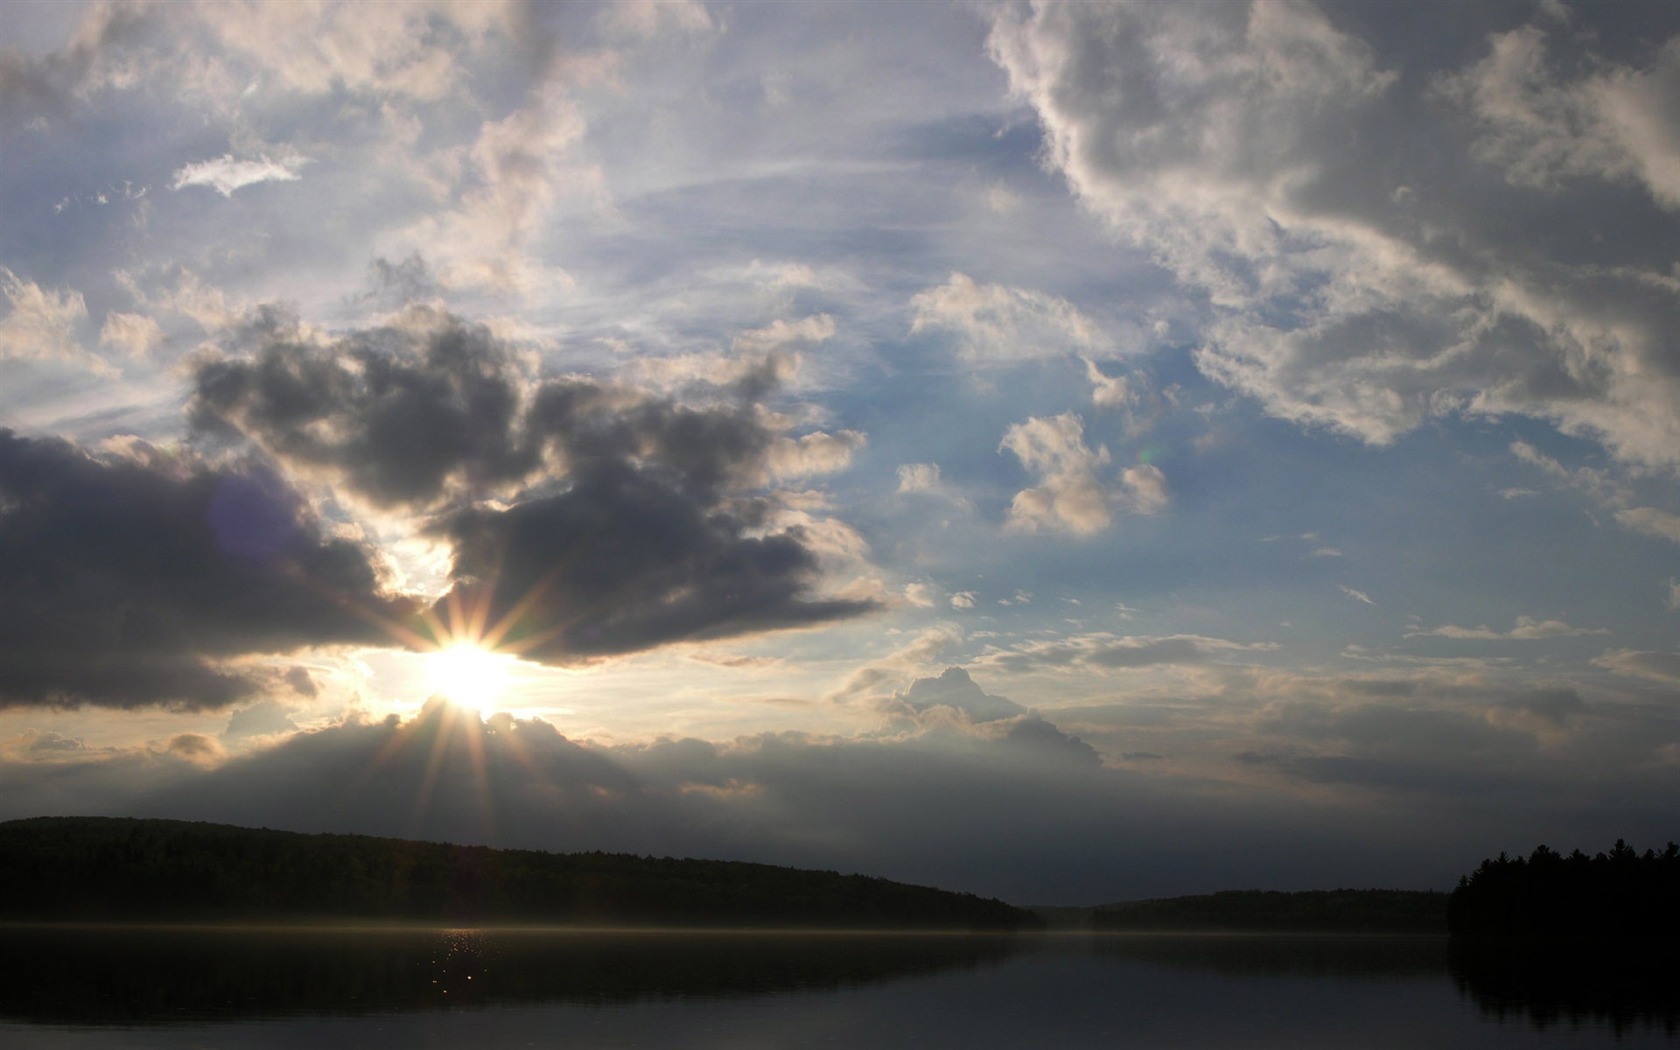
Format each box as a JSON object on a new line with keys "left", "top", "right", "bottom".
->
{"left": 1448, "top": 838, "right": 1680, "bottom": 939}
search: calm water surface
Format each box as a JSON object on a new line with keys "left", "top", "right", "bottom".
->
{"left": 0, "top": 927, "right": 1672, "bottom": 1048}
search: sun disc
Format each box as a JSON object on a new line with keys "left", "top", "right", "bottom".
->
{"left": 427, "top": 642, "right": 513, "bottom": 715}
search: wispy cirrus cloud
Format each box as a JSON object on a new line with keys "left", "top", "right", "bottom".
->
{"left": 170, "top": 154, "right": 310, "bottom": 197}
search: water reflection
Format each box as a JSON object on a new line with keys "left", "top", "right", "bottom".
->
{"left": 1090, "top": 932, "right": 1448, "bottom": 978}
{"left": 0, "top": 926, "right": 1026, "bottom": 1026}
{"left": 1450, "top": 938, "right": 1680, "bottom": 1038}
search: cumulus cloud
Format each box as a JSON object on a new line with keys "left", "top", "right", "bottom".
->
{"left": 1406, "top": 616, "right": 1608, "bottom": 641}
{"left": 999, "top": 413, "right": 1165, "bottom": 534}
{"left": 170, "top": 154, "right": 309, "bottom": 197}
{"left": 988, "top": 2, "right": 1680, "bottom": 471}
{"left": 896, "top": 462, "right": 943, "bottom": 494}
{"left": 191, "top": 310, "right": 543, "bottom": 508}
{"left": 1000, "top": 413, "right": 1111, "bottom": 534}
{"left": 1118, "top": 462, "right": 1168, "bottom": 515}
{"left": 192, "top": 309, "right": 877, "bottom": 664}
{"left": 1085, "top": 357, "right": 1131, "bottom": 409}
{"left": 894, "top": 666, "right": 1027, "bottom": 723}
{"left": 909, "top": 273, "right": 1103, "bottom": 362}
{"left": 904, "top": 583, "right": 938, "bottom": 608}
{"left": 767, "top": 430, "right": 866, "bottom": 480}
{"left": 0, "top": 430, "right": 414, "bottom": 709}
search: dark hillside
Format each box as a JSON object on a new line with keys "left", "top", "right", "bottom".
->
{"left": 0, "top": 817, "right": 1035, "bottom": 930}
{"left": 1092, "top": 889, "right": 1447, "bottom": 932}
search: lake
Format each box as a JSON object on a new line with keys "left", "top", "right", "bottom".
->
{"left": 0, "top": 927, "right": 1673, "bottom": 1048}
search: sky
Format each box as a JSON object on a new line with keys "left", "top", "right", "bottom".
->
{"left": 1, "top": 0, "right": 1677, "bottom": 906}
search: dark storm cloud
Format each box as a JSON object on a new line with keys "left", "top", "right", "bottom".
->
{"left": 0, "top": 429, "right": 413, "bottom": 709}
{"left": 434, "top": 466, "right": 872, "bottom": 660}
{"left": 192, "top": 311, "right": 539, "bottom": 508}
{"left": 191, "top": 310, "right": 876, "bottom": 662}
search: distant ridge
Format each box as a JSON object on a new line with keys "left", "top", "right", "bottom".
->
{"left": 1091, "top": 889, "right": 1448, "bottom": 932}
{"left": 0, "top": 817, "right": 1037, "bottom": 930}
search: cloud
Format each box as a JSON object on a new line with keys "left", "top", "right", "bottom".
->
{"left": 223, "top": 698, "right": 300, "bottom": 742}
{"left": 999, "top": 413, "right": 1169, "bottom": 535}
{"left": 97, "top": 311, "right": 164, "bottom": 359}
{"left": 1439, "top": 25, "right": 1680, "bottom": 209}
{"left": 170, "top": 154, "right": 309, "bottom": 197}
{"left": 975, "top": 632, "right": 1273, "bottom": 675}
{"left": 880, "top": 666, "right": 1103, "bottom": 774}
{"left": 1594, "top": 649, "right": 1680, "bottom": 684}
{"left": 136, "top": 697, "right": 1111, "bottom": 898}
{"left": 909, "top": 273, "right": 1103, "bottom": 363}
{"left": 999, "top": 413, "right": 1108, "bottom": 534}
{"left": 193, "top": 309, "right": 877, "bottom": 663}
{"left": 192, "top": 309, "right": 543, "bottom": 509}
{"left": 949, "top": 591, "right": 977, "bottom": 610}
{"left": 0, "top": 268, "right": 107, "bottom": 375}
{"left": 1406, "top": 616, "right": 1608, "bottom": 641}
{"left": 1118, "top": 463, "right": 1169, "bottom": 515}
{"left": 599, "top": 0, "right": 715, "bottom": 40}
{"left": 988, "top": 3, "right": 1680, "bottom": 471}
{"left": 904, "top": 583, "right": 938, "bottom": 608}
{"left": 1509, "top": 441, "right": 1680, "bottom": 545}
{"left": 409, "top": 81, "right": 587, "bottom": 295}
{"left": 894, "top": 666, "right": 1027, "bottom": 723}
{"left": 0, "top": 430, "right": 414, "bottom": 709}
{"left": 896, "top": 462, "right": 943, "bottom": 494}
{"left": 431, "top": 468, "right": 874, "bottom": 663}
{"left": 193, "top": 1, "right": 508, "bottom": 102}
{"left": 1084, "top": 357, "right": 1131, "bottom": 409}
{"left": 1668, "top": 578, "right": 1680, "bottom": 612}
{"left": 1339, "top": 585, "right": 1375, "bottom": 606}
{"left": 1614, "top": 506, "right": 1680, "bottom": 544}
{"left": 767, "top": 430, "right": 866, "bottom": 480}
{"left": 733, "top": 315, "right": 837, "bottom": 354}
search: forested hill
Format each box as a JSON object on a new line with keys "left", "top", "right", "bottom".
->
{"left": 1091, "top": 889, "right": 1448, "bottom": 932}
{"left": 1448, "top": 840, "right": 1680, "bottom": 938}
{"left": 0, "top": 817, "right": 1035, "bottom": 930}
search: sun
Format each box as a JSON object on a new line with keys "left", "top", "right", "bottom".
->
{"left": 426, "top": 642, "right": 515, "bottom": 716}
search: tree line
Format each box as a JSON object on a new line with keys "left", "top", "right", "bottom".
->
{"left": 1090, "top": 889, "right": 1447, "bottom": 932}
{"left": 0, "top": 817, "right": 1036, "bottom": 930}
{"left": 1447, "top": 839, "right": 1680, "bottom": 938}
